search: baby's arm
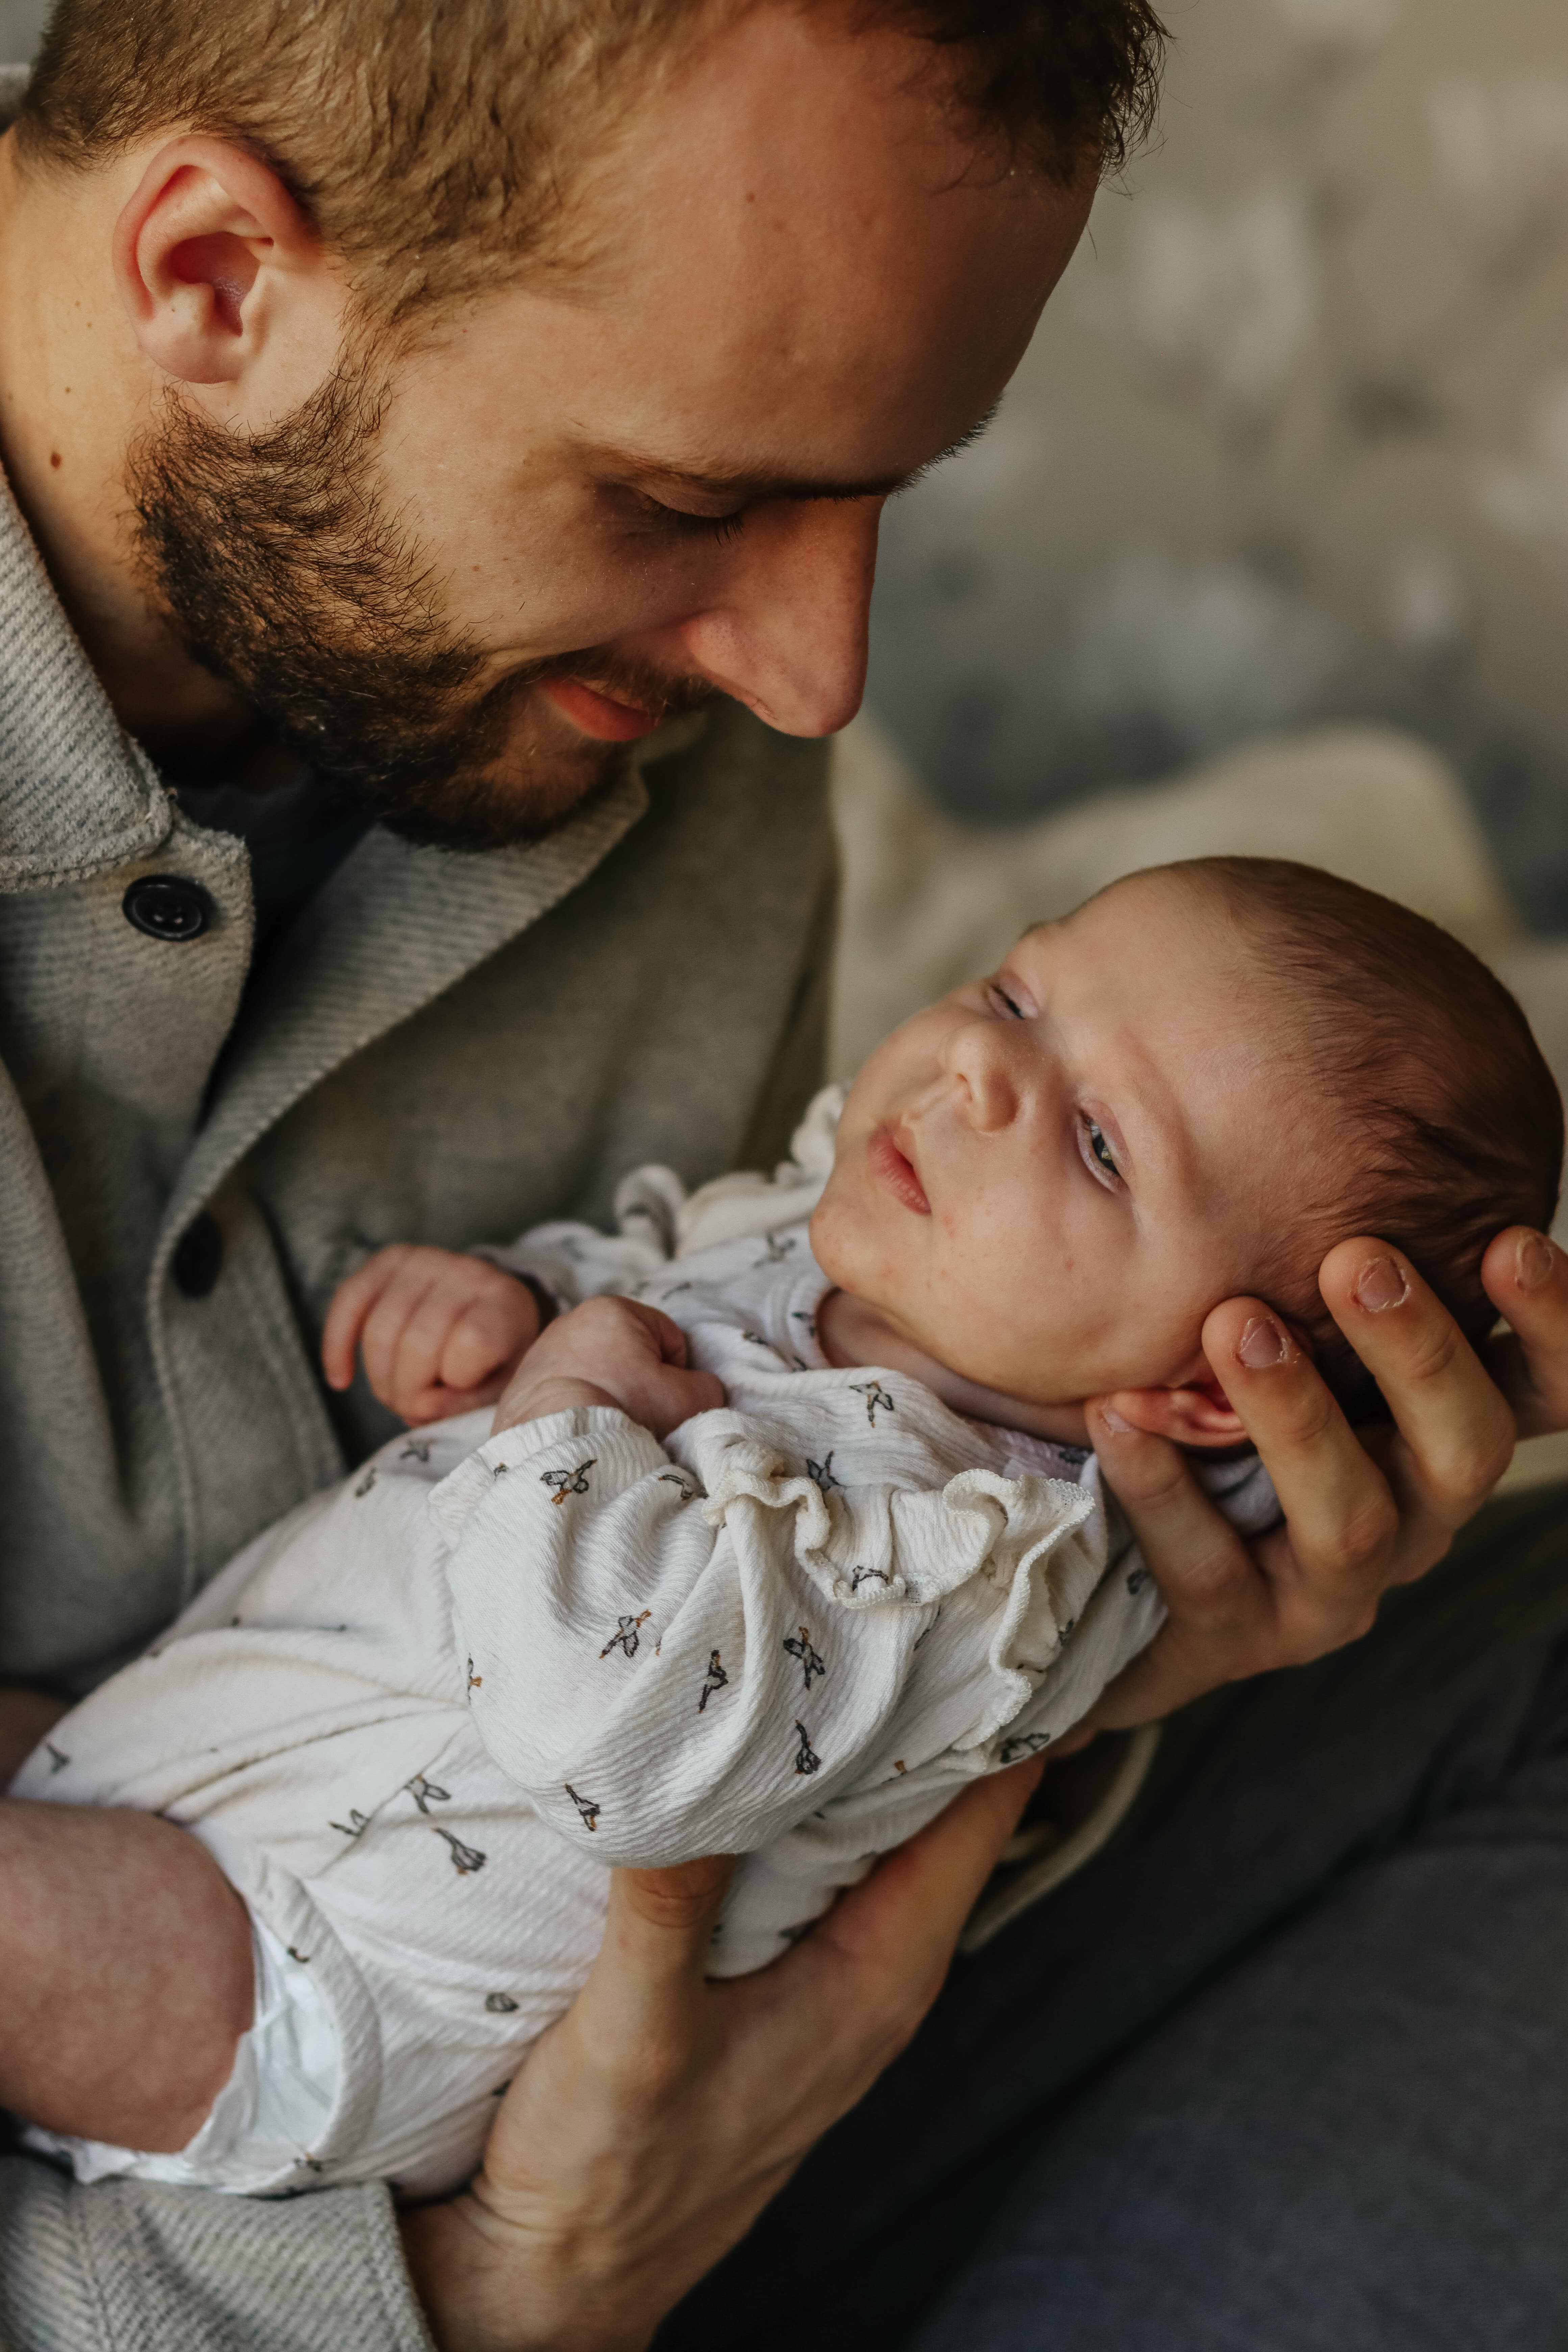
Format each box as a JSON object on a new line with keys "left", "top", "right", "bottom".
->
{"left": 0, "top": 1795, "right": 251, "bottom": 2153}
{"left": 441, "top": 1309, "right": 1077, "bottom": 1877}
{"left": 323, "top": 1244, "right": 548, "bottom": 1425}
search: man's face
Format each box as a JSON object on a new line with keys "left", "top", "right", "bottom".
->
{"left": 132, "top": 7, "right": 1091, "bottom": 844}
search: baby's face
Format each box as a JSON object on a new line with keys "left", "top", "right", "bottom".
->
{"left": 811, "top": 869, "right": 1309, "bottom": 1409}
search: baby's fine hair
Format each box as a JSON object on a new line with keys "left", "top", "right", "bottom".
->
{"left": 1163, "top": 856, "right": 1564, "bottom": 1415}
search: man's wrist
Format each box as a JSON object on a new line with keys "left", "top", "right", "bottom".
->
{"left": 402, "top": 2197, "right": 516, "bottom": 2352}
{"left": 400, "top": 2194, "right": 654, "bottom": 2352}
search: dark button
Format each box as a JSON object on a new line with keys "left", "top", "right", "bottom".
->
{"left": 172, "top": 1213, "right": 224, "bottom": 1299}
{"left": 123, "top": 875, "right": 213, "bottom": 943}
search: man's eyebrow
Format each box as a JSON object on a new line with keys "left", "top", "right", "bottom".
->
{"left": 583, "top": 401, "right": 1002, "bottom": 506}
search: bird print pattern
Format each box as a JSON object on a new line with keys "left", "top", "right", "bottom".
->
{"left": 16, "top": 1087, "right": 1249, "bottom": 2201}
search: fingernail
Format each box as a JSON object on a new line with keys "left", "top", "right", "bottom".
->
{"left": 1517, "top": 1231, "right": 1554, "bottom": 1292}
{"left": 1098, "top": 1405, "right": 1136, "bottom": 1436}
{"left": 1354, "top": 1255, "right": 1408, "bottom": 1314}
{"left": 1236, "top": 1314, "right": 1289, "bottom": 1370}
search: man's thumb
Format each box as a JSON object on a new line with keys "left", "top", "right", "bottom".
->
{"left": 595, "top": 1855, "right": 737, "bottom": 2010}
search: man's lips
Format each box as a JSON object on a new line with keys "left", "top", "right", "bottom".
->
{"left": 538, "top": 675, "right": 662, "bottom": 743}
{"left": 868, "top": 1124, "right": 931, "bottom": 1215}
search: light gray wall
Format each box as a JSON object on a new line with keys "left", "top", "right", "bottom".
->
{"left": 866, "top": 0, "right": 1568, "bottom": 927}
{"left": 0, "top": 0, "right": 45, "bottom": 61}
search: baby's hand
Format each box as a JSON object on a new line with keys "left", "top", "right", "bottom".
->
{"left": 323, "top": 1245, "right": 543, "bottom": 1425}
{"left": 494, "top": 1296, "right": 725, "bottom": 1441}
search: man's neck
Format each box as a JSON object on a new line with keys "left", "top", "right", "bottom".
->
{"left": 816, "top": 1287, "right": 1092, "bottom": 1447}
{"left": 0, "top": 128, "right": 253, "bottom": 773}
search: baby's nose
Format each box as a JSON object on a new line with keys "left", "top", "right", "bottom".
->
{"left": 947, "top": 1027, "right": 1021, "bottom": 1131}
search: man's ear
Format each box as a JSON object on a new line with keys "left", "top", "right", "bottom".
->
{"left": 1103, "top": 1381, "right": 1248, "bottom": 1450}
{"left": 113, "top": 135, "right": 335, "bottom": 392}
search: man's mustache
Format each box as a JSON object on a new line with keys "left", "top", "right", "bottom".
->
{"left": 508, "top": 646, "right": 718, "bottom": 726}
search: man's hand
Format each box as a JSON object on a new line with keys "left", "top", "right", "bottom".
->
{"left": 400, "top": 1759, "right": 1044, "bottom": 2352}
{"left": 1082, "top": 1226, "right": 1561, "bottom": 1727}
{"left": 493, "top": 1297, "right": 724, "bottom": 1441}
{"left": 323, "top": 1246, "right": 543, "bottom": 1425}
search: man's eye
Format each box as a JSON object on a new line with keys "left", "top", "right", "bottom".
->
{"left": 637, "top": 494, "right": 746, "bottom": 546}
{"left": 1078, "top": 1118, "right": 1123, "bottom": 1186}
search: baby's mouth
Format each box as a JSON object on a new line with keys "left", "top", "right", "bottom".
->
{"left": 868, "top": 1124, "right": 931, "bottom": 1216}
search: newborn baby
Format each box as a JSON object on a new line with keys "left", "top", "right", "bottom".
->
{"left": 7, "top": 856, "right": 1561, "bottom": 2202}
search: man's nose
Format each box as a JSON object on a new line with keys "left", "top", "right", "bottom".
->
{"left": 943, "top": 1023, "right": 1022, "bottom": 1133}
{"left": 670, "top": 498, "right": 882, "bottom": 738}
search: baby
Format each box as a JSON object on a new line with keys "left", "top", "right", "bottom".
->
{"left": 4, "top": 856, "right": 1561, "bottom": 2202}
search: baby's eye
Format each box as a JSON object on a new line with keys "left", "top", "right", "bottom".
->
{"left": 1077, "top": 1117, "right": 1124, "bottom": 1189}
{"left": 987, "top": 981, "right": 1027, "bottom": 1019}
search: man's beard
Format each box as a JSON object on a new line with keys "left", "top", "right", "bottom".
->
{"left": 126, "top": 357, "right": 714, "bottom": 851}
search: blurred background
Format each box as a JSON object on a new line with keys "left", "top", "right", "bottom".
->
{"left": 864, "top": 0, "right": 1568, "bottom": 923}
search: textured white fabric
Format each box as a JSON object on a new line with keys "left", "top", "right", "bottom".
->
{"left": 14, "top": 1089, "right": 1277, "bottom": 2199}
{"left": 25, "top": 1914, "right": 340, "bottom": 2189}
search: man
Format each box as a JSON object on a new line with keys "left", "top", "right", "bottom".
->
{"left": 1, "top": 5, "right": 1566, "bottom": 2349}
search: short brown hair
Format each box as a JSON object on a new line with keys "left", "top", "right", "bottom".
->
{"left": 1174, "top": 857, "right": 1564, "bottom": 1415}
{"left": 16, "top": 0, "right": 1167, "bottom": 321}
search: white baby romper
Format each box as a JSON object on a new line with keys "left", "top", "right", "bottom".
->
{"left": 14, "top": 1088, "right": 1274, "bottom": 2198}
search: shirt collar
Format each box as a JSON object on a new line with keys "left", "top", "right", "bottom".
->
{"left": 0, "top": 464, "right": 173, "bottom": 891}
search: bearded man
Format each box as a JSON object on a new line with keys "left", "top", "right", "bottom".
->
{"left": 3, "top": 5, "right": 1568, "bottom": 2350}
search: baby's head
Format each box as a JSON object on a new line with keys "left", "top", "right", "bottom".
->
{"left": 810, "top": 857, "right": 1564, "bottom": 1438}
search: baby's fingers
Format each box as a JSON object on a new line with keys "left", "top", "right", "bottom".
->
{"left": 633, "top": 1361, "right": 726, "bottom": 1440}
{"left": 438, "top": 1288, "right": 540, "bottom": 1395}
{"left": 621, "top": 1300, "right": 694, "bottom": 1366}
{"left": 400, "top": 1375, "right": 511, "bottom": 1427}
{"left": 322, "top": 1249, "right": 406, "bottom": 1390}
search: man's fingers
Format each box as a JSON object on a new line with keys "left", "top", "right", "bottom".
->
{"left": 824, "top": 1762, "right": 1043, "bottom": 1984}
{"left": 1085, "top": 1406, "right": 1274, "bottom": 1718}
{"left": 1483, "top": 1227, "right": 1568, "bottom": 1439}
{"left": 586, "top": 1856, "right": 737, "bottom": 2049}
{"left": 1318, "top": 1241, "right": 1515, "bottom": 1520}
{"left": 1090, "top": 1405, "right": 1261, "bottom": 1649}
{"left": 613, "top": 1855, "right": 736, "bottom": 1947}
{"left": 1199, "top": 1296, "right": 1402, "bottom": 1620}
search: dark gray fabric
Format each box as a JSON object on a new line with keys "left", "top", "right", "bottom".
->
{"left": 910, "top": 1817, "right": 1568, "bottom": 2352}
{"left": 658, "top": 1480, "right": 1568, "bottom": 2352}
{"left": 176, "top": 769, "right": 372, "bottom": 986}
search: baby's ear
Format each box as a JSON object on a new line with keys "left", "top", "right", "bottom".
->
{"left": 1104, "top": 1380, "right": 1247, "bottom": 1450}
